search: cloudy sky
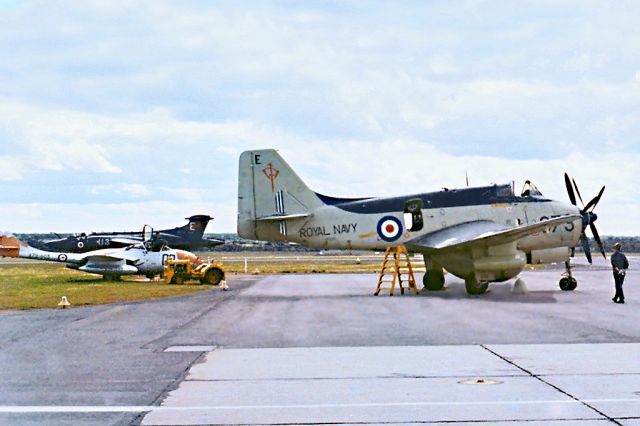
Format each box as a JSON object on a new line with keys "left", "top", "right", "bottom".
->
{"left": 0, "top": 0, "right": 638, "bottom": 235}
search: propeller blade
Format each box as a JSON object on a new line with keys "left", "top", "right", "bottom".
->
{"left": 589, "top": 222, "right": 606, "bottom": 259}
{"left": 583, "top": 186, "right": 605, "bottom": 212}
{"left": 564, "top": 173, "right": 577, "bottom": 206}
{"left": 571, "top": 178, "right": 585, "bottom": 208}
{"left": 580, "top": 233, "right": 592, "bottom": 264}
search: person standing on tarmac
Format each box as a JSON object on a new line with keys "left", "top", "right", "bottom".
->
{"left": 611, "top": 242, "right": 629, "bottom": 304}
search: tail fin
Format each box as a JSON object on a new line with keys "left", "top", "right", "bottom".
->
{"left": 238, "top": 149, "right": 323, "bottom": 239}
{"left": 183, "top": 215, "right": 212, "bottom": 238}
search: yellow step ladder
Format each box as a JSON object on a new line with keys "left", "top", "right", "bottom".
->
{"left": 374, "top": 246, "right": 419, "bottom": 296}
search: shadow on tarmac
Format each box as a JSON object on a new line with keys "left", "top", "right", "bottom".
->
{"left": 421, "top": 281, "right": 558, "bottom": 304}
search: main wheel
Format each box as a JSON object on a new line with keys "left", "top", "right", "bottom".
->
{"left": 423, "top": 270, "right": 445, "bottom": 291}
{"left": 204, "top": 268, "right": 224, "bottom": 285}
{"left": 559, "top": 276, "right": 577, "bottom": 291}
{"left": 465, "top": 274, "right": 488, "bottom": 295}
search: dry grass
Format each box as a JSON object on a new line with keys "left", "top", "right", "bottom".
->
{"left": 0, "top": 252, "right": 419, "bottom": 310}
{"left": 0, "top": 264, "right": 210, "bottom": 310}
{"left": 208, "top": 252, "right": 426, "bottom": 275}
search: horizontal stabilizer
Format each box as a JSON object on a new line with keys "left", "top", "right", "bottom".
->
{"left": 255, "top": 213, "right": 312, "bottom": 221}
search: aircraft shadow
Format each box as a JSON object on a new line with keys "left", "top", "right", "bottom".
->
{"left": 423, "top": 281, "right": 558, "bottom": 304}
{"left": 65, "top": 278, "right": 106, "bottom": 284}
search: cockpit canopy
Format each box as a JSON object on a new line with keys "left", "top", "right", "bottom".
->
{"left": 520, "top": 180, "right": 543, "bottom": 197}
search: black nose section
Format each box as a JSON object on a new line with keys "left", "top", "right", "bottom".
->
{"left": 590, "top": 212, "right": 598, "bottom": 223}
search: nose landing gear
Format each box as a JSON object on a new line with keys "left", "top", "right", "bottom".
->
{"left": 559, "top": 260, "right": 577, "bottom": 291}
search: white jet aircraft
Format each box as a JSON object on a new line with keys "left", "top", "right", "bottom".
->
{"left": 0, "top": 235, "right": 201, "bottom": 280}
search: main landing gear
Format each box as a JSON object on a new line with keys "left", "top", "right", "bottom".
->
{"left": 465, "top": 273, "right": 489, "bottom": 295}
{"left": 423, "top": 267, "right": 445, "bottom": 291}
{"left": 559, "top": 260, "right": 577, "bottom": 291}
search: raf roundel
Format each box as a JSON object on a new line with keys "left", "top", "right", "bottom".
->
{"left": 376, "top": 216, "right": 403, "bottom": 242}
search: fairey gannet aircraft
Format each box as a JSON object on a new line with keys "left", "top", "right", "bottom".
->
{"left": 0, "top": 235, "right": 202, "bottom": 280}
{"left": 237, "top": 149, "right": 605, "bottom": 295}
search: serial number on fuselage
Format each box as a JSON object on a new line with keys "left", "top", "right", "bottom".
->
{"left": 299, "top": 223, "right": 357, "bottom": 238}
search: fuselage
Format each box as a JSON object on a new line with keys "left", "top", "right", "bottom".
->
{"left": 11, "top": 243, "right": 198, "bottom": 276}
{"left": 254, "top": 184, "right": 582, "bottom": 254}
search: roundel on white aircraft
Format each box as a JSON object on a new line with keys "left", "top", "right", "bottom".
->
{"left": 376, "top": 216, "right": 403, "bottom": 242}
{"left": 58, "top": 254, "right": 68, "bottom": 262}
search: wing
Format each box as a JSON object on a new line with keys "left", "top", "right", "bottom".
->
{"left": 81, "top": 254, "right": 128, "bottom": 262}
{"left": 407, "top": 214, "right": 580, "bottom": 252}
{"left": 110, "top": 237, "right": 142, "bottom": 246}
{"left": 78, "top": 255, "right": 139, "bottom": 274}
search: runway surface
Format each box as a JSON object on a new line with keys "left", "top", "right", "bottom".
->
{"left": 0, "top": 257, "right": 638, "bottom": 425}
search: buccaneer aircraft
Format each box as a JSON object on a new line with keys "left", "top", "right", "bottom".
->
{"left": 238, "top": 149, "right": 605, "bottom": 295}
{"left": 0, "top": 235, "right": 202, "bottom": 280}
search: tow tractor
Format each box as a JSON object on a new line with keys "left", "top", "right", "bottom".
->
{"left": 164, "top": 258, "right": 227, "bottom": 289}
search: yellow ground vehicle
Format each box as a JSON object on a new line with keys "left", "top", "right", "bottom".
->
{"left": 164, "top": 259, "right": 226, "bottom": 287}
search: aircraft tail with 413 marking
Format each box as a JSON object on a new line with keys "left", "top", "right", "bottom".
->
{"left": 238, "top": 149, "right": 606, "bottom": 295}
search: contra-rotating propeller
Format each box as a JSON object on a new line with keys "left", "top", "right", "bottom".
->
{"left": 564, "top": 172, "right": 605, "bottom": 264}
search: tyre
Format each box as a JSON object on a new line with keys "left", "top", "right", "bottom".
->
{"left": 204, "top": 268, "right": 224, "bottom": 285}
{"left": 465, "top": 274, "right": 488, "bottom": 295}
{"left": 559, "top": 276, "right": 577, "bottom": 291}
{"left": 423, "top": 270, "right": 445, "bottom": 291}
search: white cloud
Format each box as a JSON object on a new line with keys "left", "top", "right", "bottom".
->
{"left": 0, "top": 201, "right": 224, "bottom": 234}
{"left": 91, "top": 183, "right": 151, "bottom": 197}
{"left": 0, "top": 156, "right": 25, "bottom": 181}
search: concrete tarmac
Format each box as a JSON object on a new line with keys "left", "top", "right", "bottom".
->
{"left": 0, "top": 257, "right": 638, "bottom": 425}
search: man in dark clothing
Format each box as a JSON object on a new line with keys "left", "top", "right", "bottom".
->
{"left": 611, "top": 242, "right": 629, "bottom": 304}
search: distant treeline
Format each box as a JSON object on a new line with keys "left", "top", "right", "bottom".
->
{"left": 13, "top": 232, "right": 640, "bottom": 253}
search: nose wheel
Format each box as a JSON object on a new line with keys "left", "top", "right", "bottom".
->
{"left": 559, "top": 260, "right": 578, "bottom": 291}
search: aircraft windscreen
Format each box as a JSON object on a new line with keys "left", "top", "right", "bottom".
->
{"left": 520, "top": 180, "right": 543, "bottom": 197}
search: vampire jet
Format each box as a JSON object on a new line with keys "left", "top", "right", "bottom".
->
{"left": 38, "top": 215, "right": 223, "bottom": 253}
{"left": 238, "top": 149, "right": 605, "bottom": 295}
{"left": 0, "top": 235, "right": 202, "bottom": 280}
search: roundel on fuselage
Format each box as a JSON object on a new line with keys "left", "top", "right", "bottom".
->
{"left": 376, "top": 216, "right": 403, "bottom": 242}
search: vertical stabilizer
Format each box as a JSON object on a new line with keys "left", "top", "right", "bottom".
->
{"left": 237, "top": 149, "right": 323, "bottom": 239}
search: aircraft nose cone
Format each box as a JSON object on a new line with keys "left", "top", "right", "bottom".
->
{"left": 590, "top": 212, "right": 598, "bottom": 223}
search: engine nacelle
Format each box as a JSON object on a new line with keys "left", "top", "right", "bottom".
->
{"left": 526, "top": 247, "right": 570, "bottom": 265}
